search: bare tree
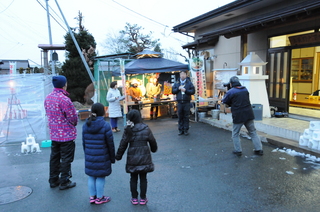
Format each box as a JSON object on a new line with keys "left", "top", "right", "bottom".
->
{"left": 102, "top": 30, "right": 128, "bottom": 54}
{"left": 103, "top": 23, "right": 160, "bottom": 54}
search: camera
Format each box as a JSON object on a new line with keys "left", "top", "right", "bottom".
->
{"left": 223, "top": 82, "right": 231, "bottom": 90}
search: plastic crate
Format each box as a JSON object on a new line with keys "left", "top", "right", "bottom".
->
{"left": 41, "top": 140, "right": 52, "bottom": 148}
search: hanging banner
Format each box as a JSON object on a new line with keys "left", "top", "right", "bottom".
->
{"left": 9, "top": 61, "right": 16, "bottom": 74}
{"left": 189, "top": 56, "right": 208, "bottom": 106}
{"left": 120, "top": 59, "right": 128, "bottom": 115}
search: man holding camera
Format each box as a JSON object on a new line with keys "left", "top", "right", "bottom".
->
{"left": 222, "top": 76, "right": 263, "bottom": 156}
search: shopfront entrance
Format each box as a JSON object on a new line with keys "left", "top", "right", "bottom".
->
{"left": 267, "top": 47, "right": 291, "bottom": 112}
{"left": 268, "top": 31, "right": 320, "bottom": 113}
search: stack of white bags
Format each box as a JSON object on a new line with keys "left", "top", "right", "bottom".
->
{"left": 299, "top": 121, "right": 320, "bottom": 150}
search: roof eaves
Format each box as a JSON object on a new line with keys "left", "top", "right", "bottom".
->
{"left": 200, "top": 0, "right": 320, "bottom": 39}
{"left": 172, "top": 0, "right": 262, "bottom": 32}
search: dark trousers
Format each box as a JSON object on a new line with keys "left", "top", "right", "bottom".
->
{"left": 177, "top": 102, "right": 190, "bottom": 131}
{"left": 130, "top": 172, "right": 147, "bottom": 199}
{"left": 110, "top": 118, "right": 118, "bottom": 129}
{"left": 130, "top": 103, "right": 140, "bottom": 111}
{"left": 49, "top": 140, "right": 75, "bottom": 185}
{"left": 150, "top": 104, "right": 158, "bottom": 117}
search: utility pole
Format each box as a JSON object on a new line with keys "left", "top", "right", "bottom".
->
{"left": 54, "top": 0, "right": 95, "bottom": 83}
{"left": 46, "top": 0, "right": 55, "bottom": 75}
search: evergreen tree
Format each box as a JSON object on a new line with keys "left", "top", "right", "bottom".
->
{"left": 61, "top": 11, "right": 96, "bottom": 103}
{"left": 153, "top": 44, "right": 162, "bottom": 54}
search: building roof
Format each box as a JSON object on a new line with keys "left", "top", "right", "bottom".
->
{"left": 201, "top": 0, "right": 320, "bottom": 39}
{"left": 173, "top": 0, "right": 320, "bottom": 49}
{"left": 172, "top": 0, "right": 262, "bottom": 33}
{"left": 0, "top": 60, "right": 30, "bottom": 70}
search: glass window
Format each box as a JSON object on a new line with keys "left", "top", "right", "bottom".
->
{"left": 255, "top": 67, "right": 259, "bottom": 74}
{"left": 244, "top": 67, "right": 248, "bottom": 74}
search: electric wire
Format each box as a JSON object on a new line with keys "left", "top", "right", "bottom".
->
{"left": 0, "top": 26, "right": 18, "bottom": 43}
{"left": 108, "top": 0, "right": 189, "bottom": 47}
{"left": 111, "top": 0, "right": 169, "bottom": 28}
{"left": 0, "top": 0, "right": 14, "bottom": 14}
{"left": 36, "top": 0, "right": 67, "bottom": 32}
{"left": 0, "top": 42, "right": 23, "bottom": 57}
{"left": 0, "top": 1, "right": 49, "bottom": 42}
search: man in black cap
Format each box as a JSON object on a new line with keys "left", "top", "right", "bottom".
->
{"left": 172, "top": 71, "right": 195, "bottom": 135}
{"left": 222, "top": 76, "right": 263, "bottom": 156}
{"left": 44, "top": 75, "right": 78, "bottom": 190}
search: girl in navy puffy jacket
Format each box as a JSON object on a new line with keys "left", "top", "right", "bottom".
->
{"left": 82, "top": 103, "right": 115, "bottom": 205}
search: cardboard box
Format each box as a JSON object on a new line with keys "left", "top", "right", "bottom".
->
{"left": 220, "top": 104, "right": 231, "bottom": 113}
{"left": 78, "top": 109, "right": 90, "bottom": 120}
{"left": 159, "top": 105, "right": 168, "bottom": 116}
{"left": 140, "top": 107, "right": 150, "bottom": 119}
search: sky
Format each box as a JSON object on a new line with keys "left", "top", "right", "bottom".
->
{"left": 0, "top": 0, "right": 235, "bottom": 67}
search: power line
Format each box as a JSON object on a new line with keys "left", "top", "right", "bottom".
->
{"left": 0, "top": 0, "right": 14, "bottom": 14}
{"left": 109, "top": 0, "right": 190, "bottom": 45}
{"left": 0, "top": 42, "right": 23, "bottom": 57}
{"left": 0, "top": 14, "right": 47, "bottom": 43}
{"left": 0, "top": 1, "right": 49, "bottom": 41}
{"left": 112, "top": 0, "right": 169, "bottom": 28}
{"left": 36, "top": 0, "right": 67, "bottom": 32}
{"left": 48, "top": 3, "right": 65, "bottom": 24}
{"left": 0, "top": 26, "right": 18, "bottom": 43}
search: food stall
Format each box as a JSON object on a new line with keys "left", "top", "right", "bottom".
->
{"left": 94, "top": 50, "right": 189, "bottom": 120}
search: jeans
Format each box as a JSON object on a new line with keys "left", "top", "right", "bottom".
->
{"left": 110, "top": 118, "right": 118, "bottom": 129}
{"left": 130, "top": 172, "right": 147, "bottom": 199}
{"left": 232, "top": 119, "right": 262, "bottom": 152}
{"left": 49, "top": 140, "right": 75, "bottom": 185}
{"left": 88, "top": 176, "right": 106, "bottom": 198}
{"left": 177, "top": 102, "right": 190, "bottom": 131}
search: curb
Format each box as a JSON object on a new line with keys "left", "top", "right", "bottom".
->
{"left": 257, "top": 132, "right": 320, "bottom": 158}
{"left": 199, "top": 117, "right": 320, "bottom": 158}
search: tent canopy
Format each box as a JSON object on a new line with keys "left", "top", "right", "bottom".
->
{"left": 106, "top": 50, "right": 189, "bottom": 76}
{"left": 125, "top": 57, "right": 189, "bottom": 75}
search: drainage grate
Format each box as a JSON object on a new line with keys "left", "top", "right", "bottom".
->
{"left": 0, "top": 186, "right": 32, "bottom": 205}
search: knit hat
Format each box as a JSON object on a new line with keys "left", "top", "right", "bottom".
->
{"left": 52, "top": 75, "right": 67, "bottom": 88}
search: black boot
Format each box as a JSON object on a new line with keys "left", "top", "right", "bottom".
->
{"left": 184, "top": 130, "right": 189, "bottom": 136}
{"left": 178, "top": 130, "right": 184, "bottom": 135}
{"left": 59, "top": 180, "right": 76, "bottom": 190}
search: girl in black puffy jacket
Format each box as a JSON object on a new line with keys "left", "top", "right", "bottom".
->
{"left": 115, "top": 109, "right": 157, "bottom": 205}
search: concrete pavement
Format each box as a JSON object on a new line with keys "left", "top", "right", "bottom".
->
{"left": 1, "top": 117, "right": 320, "bottom": 211}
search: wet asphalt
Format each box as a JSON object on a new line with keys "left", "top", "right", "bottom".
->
{"left": 1, "top": 117, "right": 320, "bottom": 212}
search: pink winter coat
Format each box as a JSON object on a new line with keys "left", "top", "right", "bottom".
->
{"left": 44, "top": 88, "right": 78, "bottom": 142}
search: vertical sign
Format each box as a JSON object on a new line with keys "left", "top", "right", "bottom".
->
{"left": 9, "top": 61, "right": 16, "bottom": 74}
{"left": 189, "top": 56, "right": 208, "bottom": 107}
{"left": 120, "top": 59, "right": 128, "bottom": 115}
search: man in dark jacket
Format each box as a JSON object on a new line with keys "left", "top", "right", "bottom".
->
{"left": 222, "top": 76, "right": 263, "bottom": 156}
{"left": 172, "top": 71, "right": 195, "bottom": 135}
